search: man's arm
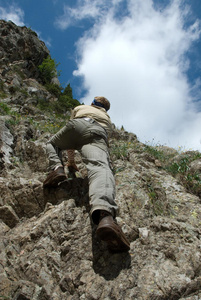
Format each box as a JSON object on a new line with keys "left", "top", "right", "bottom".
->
{"left": 67, "top": 149, "right": 79, "bottom": 171}
{"left": 67, "top": 108, "right": 79, "bottom": 171}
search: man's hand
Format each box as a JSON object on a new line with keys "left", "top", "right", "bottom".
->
{"left": 67, "top": 149, "right": 78, "bottom": 171}
{"left": 67, "top": 162, "right": 79, "bottom": 172}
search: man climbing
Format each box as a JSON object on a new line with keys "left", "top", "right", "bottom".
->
{"left": 43, "top": 96, "right": 130, "bottom": 252}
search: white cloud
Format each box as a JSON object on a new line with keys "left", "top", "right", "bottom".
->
{"left": 70, "top": 0, "right": 201, "bottom": 150}
{"left": 0, "top": 4, "right": 51, "bottom": 47}
{"left": 42, "top": 37, "right": 52, "bottom": 48}
{"left": 55, "top": 0, "right": 121, "bottom": 29}
{"left": 0, "top": 5, "right": 24, "bottom": 26}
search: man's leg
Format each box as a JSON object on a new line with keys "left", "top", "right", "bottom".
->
{"left": 80, "top": 143, "right": 118, "bottom": 222}
{"left": 46, "top": 120, "right": 78, "bottom": 170}
{"left": 80, "top": 143, "right": 130, "bottom": 252}
{"left": 46, "top": 144, "right": 63, "bottom": 172}
{"left": 43, "top": 143, "right": 66, "bottom": 187}
{"left": 44, "top": 121, "right": 79, "bottom": 187}
{"left": 44, "top": 119, "right": 96, "bottom": 187}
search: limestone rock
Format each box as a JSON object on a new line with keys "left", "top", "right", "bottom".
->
{"left": 0, "top": 20, "right": 49, "bottom": 75}
{"left": 0, "top": 20, "right": 201, "bottom": 300}
{"left": 0, "top": 118, "right": 14, "bottom": 167}
{"left": 0, "top": 205, "right": 19, "bottom": 228}
{"left": 190, "top": 158, "right": 201, "bottom": 174}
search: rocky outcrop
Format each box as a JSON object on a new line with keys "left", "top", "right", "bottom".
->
{"left": 0, "top": 20, "right": 49, "bottom": 76}
{"left": 0, "top": 21, "right": 201, "bottom": 300}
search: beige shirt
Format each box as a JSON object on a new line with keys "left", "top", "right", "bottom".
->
{"left": 71, "top": 105, "right": 112, "bottom": 134}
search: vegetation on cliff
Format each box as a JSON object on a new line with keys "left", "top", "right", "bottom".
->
{"left": 0, "top": 20, "right": 201, "bottom": 300}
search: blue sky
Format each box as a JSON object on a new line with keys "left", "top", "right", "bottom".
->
{"left": 1, "top": 0, "right": 201, "bottom": 151}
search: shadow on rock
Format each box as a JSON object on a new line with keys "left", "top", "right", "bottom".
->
{"left": 44, "top": 178, "right": 131, "bottom": 281}
{"left": 91, "top": 221, "right": 131, "bottom": 281}
{"left": 43, "top": 177, "right": 90, "bottom": 208}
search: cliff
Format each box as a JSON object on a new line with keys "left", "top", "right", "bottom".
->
{"left": 0, "top": 20, "right": 201, "bottom": 300}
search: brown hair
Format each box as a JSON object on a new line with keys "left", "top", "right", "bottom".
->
{"left": 94, "top": 96, "right": 110, "bottom": 111}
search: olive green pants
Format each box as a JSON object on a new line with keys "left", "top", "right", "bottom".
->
{"left": 46, "top": 118, "right": 118, "bottom": 224}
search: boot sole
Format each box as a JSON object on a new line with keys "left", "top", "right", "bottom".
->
{"left": 97, "top": 226, "right": 130, "bottom": 252}
{"left": 43, "top": 174, "right": 67, "bottom": 187}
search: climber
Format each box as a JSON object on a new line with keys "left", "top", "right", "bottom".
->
{"left": 43, "top": 96, "right": 130, "bottom": 252}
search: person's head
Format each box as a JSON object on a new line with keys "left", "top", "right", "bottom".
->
{"left": 91, "top": 96, "right": 110, "bottom": 111}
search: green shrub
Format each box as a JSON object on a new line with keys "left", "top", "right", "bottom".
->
{"left": 59, "top": 95, "right": 80, "bottom": 108}
{"left": 45, "top": 83, "right": 62, "bottom": 97}
{"left": 37, "top": 98, "right": 50, "bottom": 111}
{"left": 165, "top": 153, "right": 201, "bottom": 197}
{"left": 36, "top": 94, "right": 80, "bottom": 116}
{"left": 166, "top": 157, "right": 190, "bottom": 175}
{"left": 0, "top": 102, "right": 11, "bottom": 115}
{"left": 144, "top": 145, "right": 171, "bottom": 162}
{"left": 38, "top": 55, "right": 60, "bottom": 84}
{"left": 110, "top": 142, "right": 129, "bottom": 160}
{"left": 63, "top": 83, "right": 73, "bottom": 97}
{"left": 53, "top": 95, "right": 79, "bottom": 113}
{"left": 36, "top": 81, "right": 80, "bottom": 116}
{"left": 147, "top": 183, "right": 164, "bottom": 216}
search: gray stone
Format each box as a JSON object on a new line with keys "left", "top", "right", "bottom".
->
{"left": 0, "top": 118, "right": 14, "bottom": 165}
{"left": 0, "top": 19, "right": 201, "bottom": 300}
{"left": 0, "top": 205, "right": 19, "bottom": 228}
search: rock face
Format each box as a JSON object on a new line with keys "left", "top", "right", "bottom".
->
{"left": 0, "top": 20, "right": 49, "bottom": 77}
{"left": 0, "top": 21, "right": 201, "bottom": 300}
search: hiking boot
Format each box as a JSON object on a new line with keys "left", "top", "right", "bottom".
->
{"left": 96, "top": 213, "right": 130, "bottom": 252}
{"left": 43, "top": 166, "right": 67, "bottom": 187}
